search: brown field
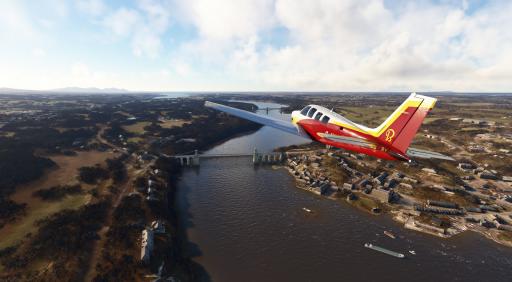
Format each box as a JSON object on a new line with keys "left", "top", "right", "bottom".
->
{"left": 335, "top": 106, "right": 391, "bottom": 127}
{"left": 159, "top": 119, "right": 190, "bottom": 129}
{"left": 0, "top": 150, "right": 117, "bottom": 249}
{"left": 55, "top": 126, "right": 95, "bottom": 133}
{"left": 127, "top": 136, "right": 144, "bottom": 143}
{"left": 0, "top": 132, "right": 15, "bottom": 137}
{"left": 122, "top": 121, "right": 151, "bottom": 134}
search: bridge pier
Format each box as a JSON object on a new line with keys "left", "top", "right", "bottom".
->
{"left": 176, "top": 151, "right": 200, "bottom": 167}
{"left": 192, "top": 150, "right": 200, "bottom": 166}
{"left": 252, "top": 147, "right": 285, "bottom": 165}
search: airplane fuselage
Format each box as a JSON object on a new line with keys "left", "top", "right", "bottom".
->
{"left": 291, "top": 106, "right": 403, "bottom": 161}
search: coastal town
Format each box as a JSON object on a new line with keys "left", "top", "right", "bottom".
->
{"left": 282, "top": 146, "right": 512, "bottom": 246}
{"left": 271, "top": 98, "right": 512, "bottom": 247}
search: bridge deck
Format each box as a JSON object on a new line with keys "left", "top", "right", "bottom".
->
{"left": 172, "top": 153, "right": 282, "bottom": 158}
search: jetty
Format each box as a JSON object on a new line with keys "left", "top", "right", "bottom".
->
{"left": 384, "top": 231, "right": 396, "bottom": 239}
{"left": 364, "top": 243, "right": 405, "bottom": 258}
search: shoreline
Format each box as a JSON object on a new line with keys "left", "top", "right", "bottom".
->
{"left": 279, "top": 155, "right": 512, "bottom": 248}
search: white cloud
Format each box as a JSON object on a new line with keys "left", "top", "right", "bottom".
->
{"left": 132, "top": 27, "right": 162, "bottom": 58}
{"left": 2, "top": 0, "right": 512, "bottom": 91}
{"left": 180, "top": 0, "right": 512, "bottom": 92}
{"left": 0, "top": 1, "right": 37, "bottom": 40}
{"left": 71, "top": 62, "right": 91, "bottom": 78}
{"left": 32, "top": 48, "right": 46, "bottom": 57}
{"left": 103, "top": 8, "right": 141, "bottom": 37}
{"left": 181, "top": 0, "right": 275, "bottom": 40}
{"left": 76, "top": 0, "right": 107, "bottom": 16}
{"left": 102, "top": 1, "right": 173, "bottom": 58}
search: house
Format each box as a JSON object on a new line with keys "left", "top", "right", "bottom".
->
{"left": 462, "top": 175, "right": 475, "bottom": 180}
{"left": 479, "top": 205, "right": 500, "bottom": 212}
{"left": 413, "top": 220, "right": 445, "bottom": 234}
{"left": 480, "top": 219, "right": 496, "bottom": 228}
{"left": 458, "top": 163, "right": 475, "bottom": 171}
{"left": 402, "top": 177, "right": 418, "bottom": 184}
{"left": 72, "top": 138, "right": 86, "bottom": 147}
{"left": 497, "top": 224, "right": 512, "bottom": 232}
{"left": 319, "top": 183, "right": 331, "bottom": 195}
{"left": 462, "top": 118, "right": 484, "bottom": 125}
{"left": 358, "top": 179, "right": 370, "bottom": 189}
{"left": 176, "top": 138, "right": 196, "bottom": 143}
{"left": 373, "top": 172, "right": 389, "bottom": 185}
{"left": 140, "top": 153, "right": 155, "bottom": 161}
{"left": 465, "top": 207, "right": 483, "bottom": 213}
{"left": 468, "top": 145, "right": 485, "bottom": 153}
{"left": 502, "top": 176, "right": 512, "bottom": 182}
{"left": 371, "top": 188, "right": 389, "bottom": 203}
{"left": 421, "top": 168, "right": 437, "bottom": 174}
{"left": 427, "top": 200, "right": 458, "bottom": 209}
{"left": 146, "top": 193, "right": 159, "bottom": 202}
{"left": 480, "top": 172, "right": 498, "bottom": 180}
{"left": 141, "top": 228, "right": 154, "bottom": 264}
{"left": 151, "top": 220, "right": 166, "bottom": 234}
{"left": 385, "top": 178, "right": 399, "bottom": 189}
{"left": 398, "top": 183, "right": 413, "bottom": 189}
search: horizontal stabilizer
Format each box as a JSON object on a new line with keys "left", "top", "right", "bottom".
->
{"left": 406, "top": 147, "right": 455, "bottom": 161}
{"left": 205, "top": 101, "right": 310, "bottom": 139}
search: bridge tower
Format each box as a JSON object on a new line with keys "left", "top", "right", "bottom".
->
{"left": 252, "top": 148, "right": 259, "bottom": 164}
{"left": 191, "top": 149, "right": 200, "bottom": 166}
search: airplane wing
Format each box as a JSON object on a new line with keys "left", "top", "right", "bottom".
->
{"left": 205, "top": 101, "right": 310, "bottom": 139}
{"left": 406, "top": 147, "right": 455, "bottom": 161}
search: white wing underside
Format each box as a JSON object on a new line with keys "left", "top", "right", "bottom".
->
{"left": 205, "top": 101, "right": 310, "bottom": 139}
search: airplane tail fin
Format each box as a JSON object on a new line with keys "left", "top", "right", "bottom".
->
{"left": 373, "top": 93, "right": 437, "bottom": 155}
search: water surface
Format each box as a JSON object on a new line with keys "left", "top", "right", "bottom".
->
{"left": 176, "top": 102, "right": 512, "bottom": 282}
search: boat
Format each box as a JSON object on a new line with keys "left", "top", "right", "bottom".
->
{"left": 364, "top": 243, "right": 405, "bottom": 259}
{"left": 409, "top": 250, "right": 416, "bottom": 255}
{"left": 384, "top": 231, "right": 396, "bottom": 239}
{"left": 302, "top": 207, "right": 312, "bottom": 213}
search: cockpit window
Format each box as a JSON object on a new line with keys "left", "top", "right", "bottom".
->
{"left": 300, "top": 106, "right": 311, "bottom": 116}
{"left": 307, "top": 108, "right": 317, "bottom": 118}
{"left": 314, "top": 112, "right": 323, "bottom": 120}
{"left": 321, "top": 115, "right": 330, "bottom": 124}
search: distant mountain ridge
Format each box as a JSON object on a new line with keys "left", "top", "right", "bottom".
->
{"left": 51, "top": 87, "right": 129, "bottom": 93}
{"left": 0, "top": 87, "right": 129, "bottom": 94}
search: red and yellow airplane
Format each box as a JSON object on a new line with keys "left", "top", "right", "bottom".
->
{"left": 205, "top": 93, "right": 454, "bottom": 162}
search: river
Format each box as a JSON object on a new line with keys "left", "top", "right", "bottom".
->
{"left": 175, "top": 101, "right": 512, "bottom": 282}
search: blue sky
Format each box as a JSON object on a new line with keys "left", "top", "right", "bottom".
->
{"left": 0, "top": 0, "right": 511, "bottom": 91}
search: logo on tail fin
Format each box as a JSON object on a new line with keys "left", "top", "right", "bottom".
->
{"left": 385, "top": 129, "right": 395, "bottom": 142}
